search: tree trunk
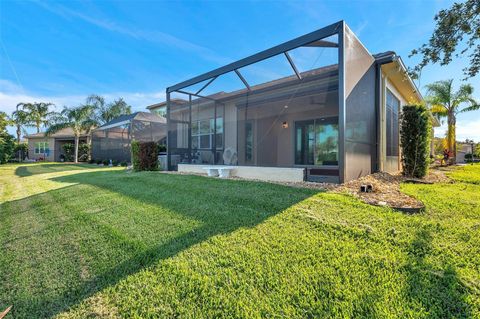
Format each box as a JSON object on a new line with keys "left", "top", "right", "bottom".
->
{"left": 447, "top": 112, "right": 456, "bottom": 163}
{"left": 74, "top": 135, "right": 79, "bottom": 163}
{"left": 16, "top": 125, "right": 21, "bottom": 143}
{"left": 36, "top": 123, "right": 40, "bottom": 133}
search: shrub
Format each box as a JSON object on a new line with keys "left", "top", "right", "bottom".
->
{"left": 0, "top": 132, "right": 15, "bottom": 164}
{"left": 96, "top": 159, "right": 103, "bottom": 165}
{"left": 102, "top": 159, "right": 109, "bottom": 166}
{"left": 62, "top": 143, "right": 75, "bottom": 162}
{"left": 131, "top": 140, "right": 140, "bottom": 170}
{"left": 400, "top": 105, "right": 431, "bottom": 178}
{"left": 131, "top": 140, "right": 158, "bottom": 171}
{"left": 88, "top": 159, "right": 96, "bottom": 164}
{"left": 158, "top": 143, "right": 167, "bottom": 153}
{"left": 120, "top": 161, "right": 128, "bottom": 167}
{"left": 78, "top": 143, "right": 90, "bottom": 162}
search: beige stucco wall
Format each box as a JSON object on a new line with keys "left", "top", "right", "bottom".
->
{"left": 28, "top": 137, "right": 55, "bottom": 161}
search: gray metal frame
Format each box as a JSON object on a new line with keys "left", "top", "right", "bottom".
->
{"left": 166, "top": 20, "right": 346, "bottom": 180}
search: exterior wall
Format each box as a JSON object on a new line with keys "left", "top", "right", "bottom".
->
{"left": 28, "top": 137, "right": 55, "bottom": 161}
{"left": 178, "top": 164, "right": 305, "bottom": 183}
{"left": 382, "top": 74, "right": 408, "bottom": 173}
{"left": 343, "top": 25, "right": 376, "bottom": 182}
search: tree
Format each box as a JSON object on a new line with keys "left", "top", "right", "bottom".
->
{"left": 426, "top": 79, "right": 479, "bottom": 160}
{"left": 86, "top": 94, "right": 132, "bottom": 125}
{"left": 10, "top": 105, "right": 29, "bottom": 142}
{"left": 21, "top": 102, "right": 55, "bottom": 133}
{"left": 0, "top": 132, "right": 15, "bottom": 164}
{"left": 410, "top": 0, "right": 480, "bottom": 79}
{"left": 47, "top": 105, "right": 96, "bottom": 163}
{"left": 0, "top": 112, "right": 11, "bottom": 132}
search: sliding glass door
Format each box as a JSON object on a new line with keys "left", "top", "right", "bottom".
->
{"left": 295, "top": 117, "right": 339, "bottom": 166}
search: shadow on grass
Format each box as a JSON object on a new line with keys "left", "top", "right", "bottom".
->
{"left": 405, "top": 226, "right": 471, "bottom": 318}
{"left": 15, "top": 163, "right": 95, "bottom": 177}
{"left": 1, "top": 169, "right": 320, "bottom": 318}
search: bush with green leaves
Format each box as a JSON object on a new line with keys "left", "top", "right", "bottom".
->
{"left": 131, "top": 140, "right": 158, "bottom": 171}
{"left": 62, "top": 143, "right": 75, "bottom": 162}
{"left": 78, "top": 143, "right": 90, "bottom": 162}
{"left": 0, "top": 132, "right": 15, "bottom": 164}
{"left": 400, "top": 105, "right": 432, "bottom": 178}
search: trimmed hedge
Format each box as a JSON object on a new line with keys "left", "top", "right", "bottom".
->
{"left": 131, "top": 140, "right": 158, "bottom": 171}
{"left": 400, "top": 105, "right": 431, "bottom": 178}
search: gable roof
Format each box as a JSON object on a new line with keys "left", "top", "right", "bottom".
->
{"left": 26, "top": 127, "right": 89, "bottom": 139}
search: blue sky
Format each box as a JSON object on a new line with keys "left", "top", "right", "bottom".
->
{"left": 1, "top": 0, "right": 479, "bottom": 140}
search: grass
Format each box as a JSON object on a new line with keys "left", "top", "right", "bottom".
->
{"left": 0, "top": 163, "right": 479, "bottom": 318}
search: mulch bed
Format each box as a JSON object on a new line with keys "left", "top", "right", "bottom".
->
{"left": 332, "top": 169, "right": 450, "bottom": 212}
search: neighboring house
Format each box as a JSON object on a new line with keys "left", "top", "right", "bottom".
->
{"left": 146, "top": 99, "right": 186, "bottom": 117}
{"left": 164, "top": 20, "right": 439, "bottom": 183}
{"left": 25, "top": 128, "right": 89, "bottom": 162}
{"left": 91, "top": 112, "right": 167, "bottom": 163}
{"left": 456, "top": 143, "right": 473, "bottom": 163}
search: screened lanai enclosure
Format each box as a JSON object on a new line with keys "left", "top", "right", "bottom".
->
{"left": 167, "top": 21, "right": 395, "bottom": 183}
{"left": 92, "top": 112, "right": 167, "bottom": 163}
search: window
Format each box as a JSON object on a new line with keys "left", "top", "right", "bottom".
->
{"left": 154, "top": 106, "right": 167, "bottom": 117}
{"left": 295, "top": 118, "right": 338, "bottom": 166}
{"left": 34, "top": 142, "right": 50, "bottom": 155}
{"left": 386, "top": 89, "right": 400, "bottom": 156}
{"left": 191, "top": 117, "right": 223, "bottom": 150}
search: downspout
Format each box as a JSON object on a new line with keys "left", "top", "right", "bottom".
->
{"left": 374, "top": 64, "right": 381, "bottom": 172}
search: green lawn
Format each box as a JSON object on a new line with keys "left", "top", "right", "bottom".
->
{"left": 0, "top": 163, "right": 479, "bottom": 318}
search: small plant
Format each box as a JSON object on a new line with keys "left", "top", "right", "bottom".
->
{"left": 96, "top": 159, "right": 103, "bottom": 165}
{"left": 158, "top": 143, "right": 167, "bottom": 153}
{"left": 400, "top": 105, "right": 432, "bottom": 178}
{"left": 120, "top": 161, "right": 128, "bottom": 167}
{"left": 88, "top": 159, "right": 96, "bottom": 164}
{"left": 102, "top": 159, "right": 109, "bottom": 166}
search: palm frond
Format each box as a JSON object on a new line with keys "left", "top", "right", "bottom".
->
{"left": 429, "top": 104, "right": 449, "bottom": 116}
{"left": 459, "top": 103, "right": 480, "bottom": 113}
{"left": 425, "top": 79, "right": 453, "bottom": 108}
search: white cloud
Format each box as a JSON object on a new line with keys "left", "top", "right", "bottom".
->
{"left": 435, "top": 119, "right": 480, "bottom": 142}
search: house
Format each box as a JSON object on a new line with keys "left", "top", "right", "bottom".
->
{"left": 91, "top": 111, "right": 167, "bottom": 163}
{"left": 25, "top": 128, "right": 89, "bottom": 162}
{"left": 163, "top": 21, "right": 439, "bottom": 183}
{"left": 146, "top": 99, "right": 186, "bottom": 117}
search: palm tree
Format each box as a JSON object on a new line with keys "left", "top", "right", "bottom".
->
{"left": 426, "top": 79, "right": 479, "bottom": 160}
{"left": 22, "top": 102, "right": 55, "bottom": 133}
{"left": 47, "top": 105, "right": 97, "bottom": 163}
{"left": 11, "top": 103, "right": 30, "bottom": 142}
{"left": 86, "top": 94, "right": 132, "bottom": 124}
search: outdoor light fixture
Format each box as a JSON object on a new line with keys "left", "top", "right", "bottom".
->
{"left": 282, "top": 122, "right": 289, "bottom": 128}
